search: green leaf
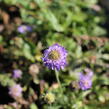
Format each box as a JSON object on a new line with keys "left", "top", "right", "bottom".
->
{"left": 30, "top": 103, "right": 38, "bottom": 109}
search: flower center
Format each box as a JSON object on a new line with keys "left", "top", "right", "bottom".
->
{"left": 83, "top": 80, "right": 89, "bottom": 87}
{"left": 12, "top": 87, "right": 19, "bottom": 94}
{"left": 22, "top": 26, "right": 27, "bottom": 31}
{"left": 48, "top": 50, "right": 60, "bottom": 60}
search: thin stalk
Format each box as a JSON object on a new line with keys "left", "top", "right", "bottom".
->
{"left": 55, "top": 70, "right": 62, "bottom": 93}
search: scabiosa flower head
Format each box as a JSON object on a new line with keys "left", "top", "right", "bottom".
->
{"left": 42, "top": 44, "right": 67, "bottom": 70}
{"left": 9, "top": 84, "right": 23, "bottom": 98}
{"left": 79, "top": 73, "right": 92, "bottom": 90}
{"left": 13, "top": 69, "right": 22, "bottom": 79}
{"left": 17, "top": 25, "right": 32, "bottom": 33}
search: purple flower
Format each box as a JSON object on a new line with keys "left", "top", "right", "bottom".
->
{"left": 17, "top": 25, "right": 32, "bottom": 33}
{"left": 13, "top": 69, "right": 22, "bottom": 79}
{"left": 9, "top": 84, "right": 23, "bottom": 98}
{"left": 79, "top": 73, "right": 92, "bottom": 90}
{"left": 42, "top": 44, "right": 67, "bottom": 70}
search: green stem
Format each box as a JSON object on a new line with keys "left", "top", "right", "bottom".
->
{"left": 49, "top": 104, "right": 52, "bottom": 109}
{"left": 55, "top": 70, "right": 62, "bottom": 92}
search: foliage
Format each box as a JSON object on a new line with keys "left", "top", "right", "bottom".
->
{"left": 0, "top": 0, "right": 109, "bottom": 109}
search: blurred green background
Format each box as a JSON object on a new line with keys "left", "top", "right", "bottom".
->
{"left": 0, "top": 0, "right": 109, "bottom": 109}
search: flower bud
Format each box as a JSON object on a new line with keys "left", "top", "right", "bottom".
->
{"left": 44, "top": 92, "right": 55, "bottom": 104}
{"left": 29, "top": 64, "right": 39, "bottom": 76}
